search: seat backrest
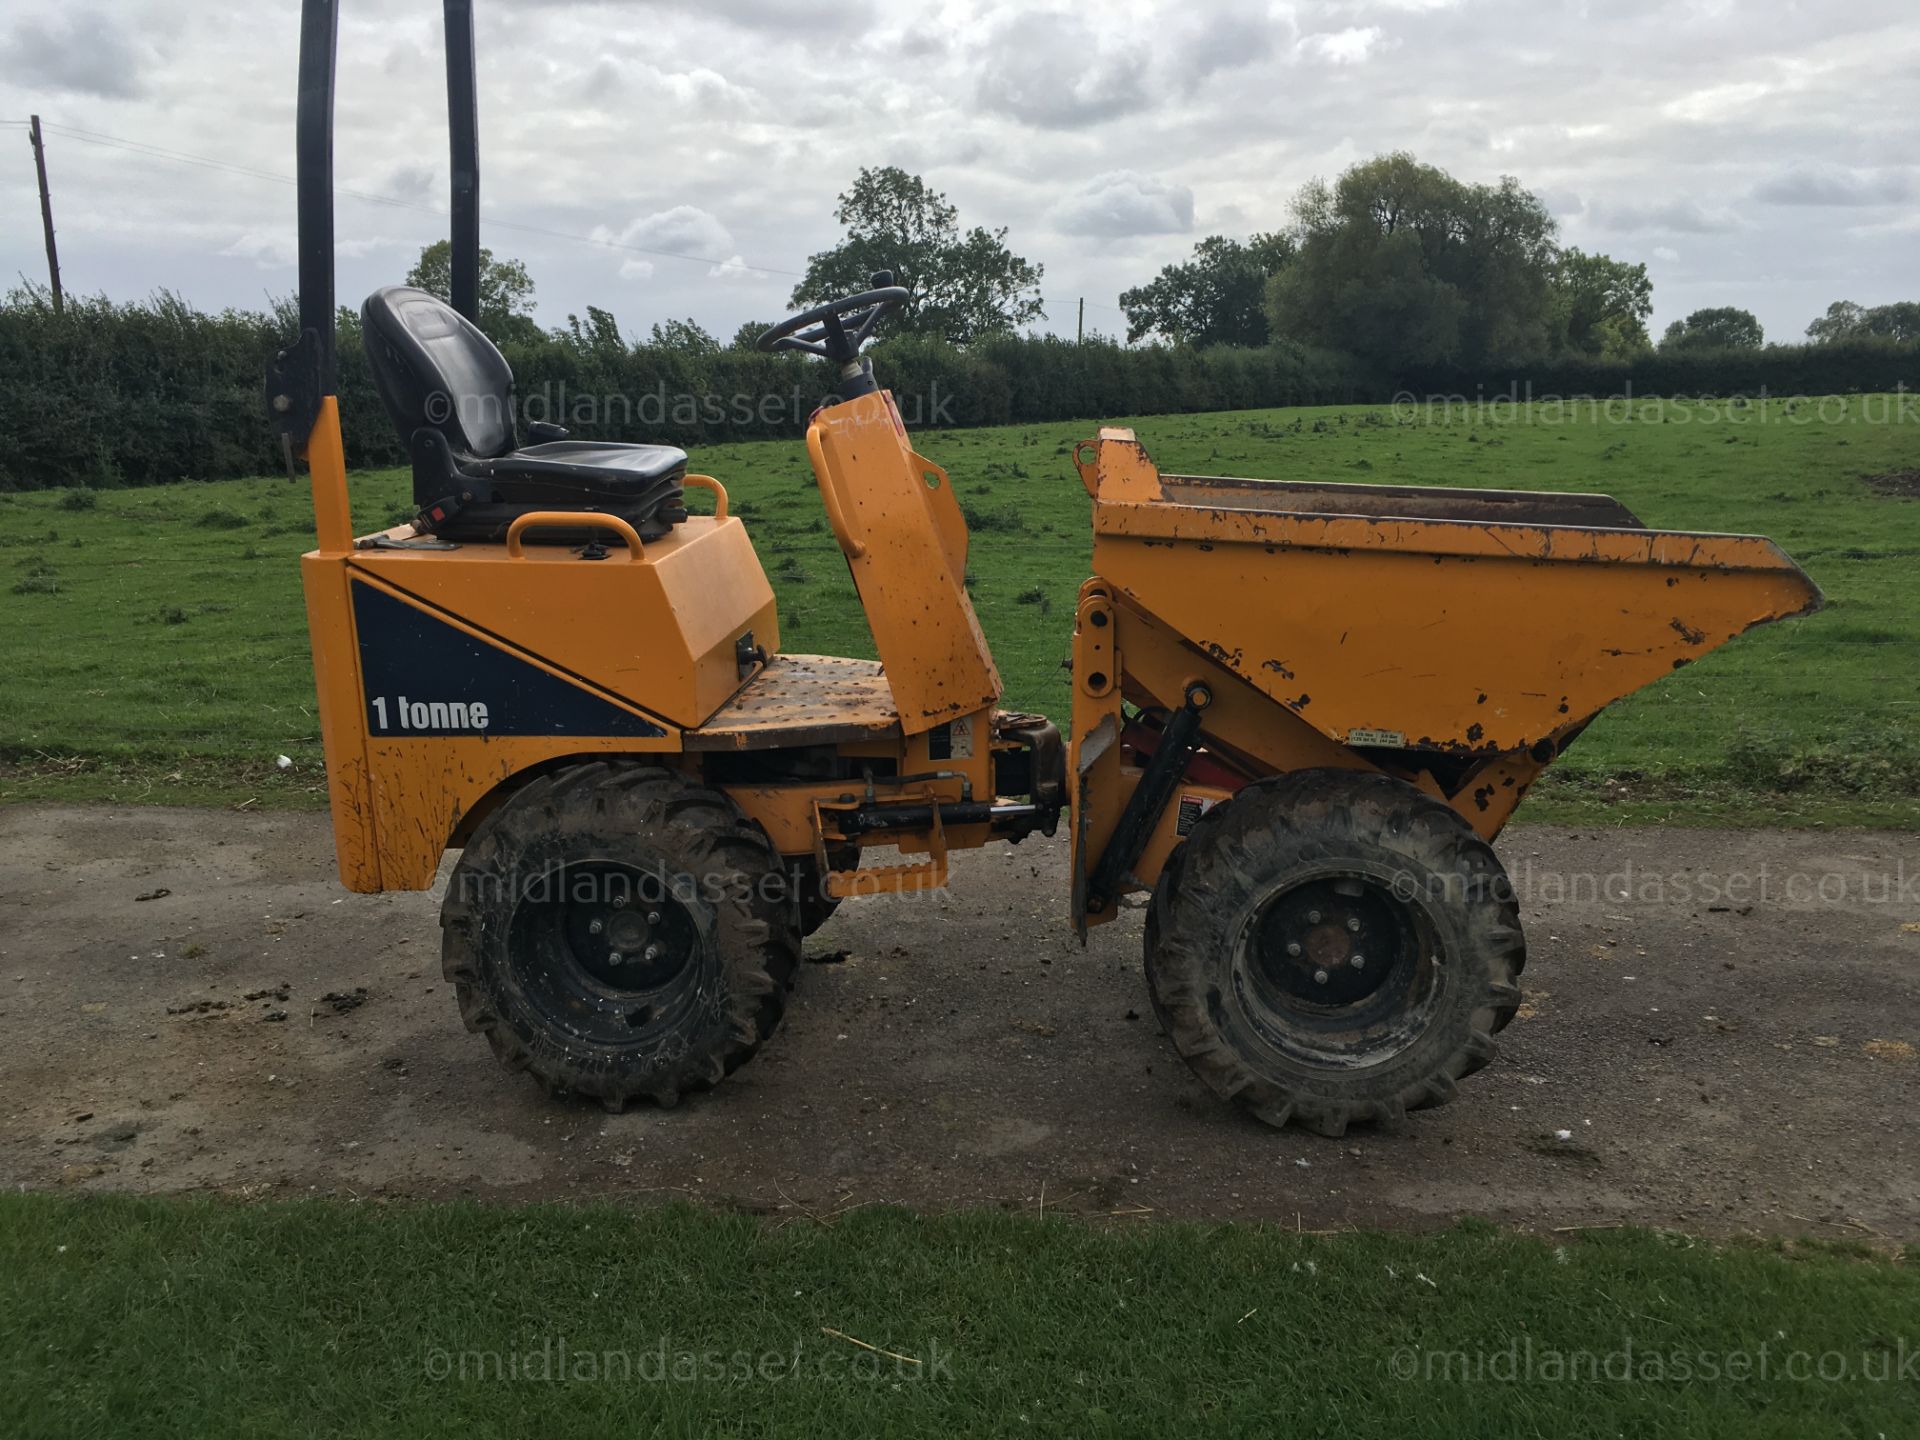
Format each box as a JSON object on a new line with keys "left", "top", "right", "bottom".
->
{"left": 361, "top": 285, "right": 515, "bottom": 459}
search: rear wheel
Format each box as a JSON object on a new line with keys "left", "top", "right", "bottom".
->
{"left": 1144, "top": 769, "right": 1524, "bottom": 1136}
{"left": 441, "top": 763, "right": 800, "bottom": 1111}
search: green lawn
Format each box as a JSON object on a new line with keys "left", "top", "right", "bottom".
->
{"left": 3, "top": 393, "right": 1917, "bottom": 823}
{"left": 2, "top": 1193, "right": 1913, "bottom": 1438}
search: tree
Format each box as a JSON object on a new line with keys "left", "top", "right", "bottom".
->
{"left": 1807, "top": 300, "right": 1920, "bottom": 345}
{"left": 555, "top": 305, "right": 626, "bottom": 356}
{"left": 1806, "top": 300, "right": 1867, "bottom": 345}
{"left": 1555, "top": 248, "right": 1652, "bottom": 357}
{"left": 406, "top": 240, "right": 540, "bottom": 343}
{"left": 1120, "top": 233, "right": 1296, "bottom": 348}
{"left": 730, "top": 321, "right": 778, "bottom": 350}
{"left": 792, "top": 166, "right": 1044, "bottom": 346}
{"left": 1262, "top": 152, "right": 1562, "bottom": 371}
{"left": 1660, "top": 307, "right": 1763, "bottom": 351}
{"left": 1864, "top": 302, "right": 1920, "bottom": 343}
{"left": 646, "top": 317, "right": 719, "bottom": 353}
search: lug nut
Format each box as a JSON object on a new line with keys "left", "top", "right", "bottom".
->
{"left": 1313, "top": 968, "right": 1330, "bottom": 985}
{"left": 1346, "top": 917, "right": 1362, "bottom": 933}
{"left": 588, "top": 919, "right": 604, "bottom": 936}
{"left": 1349, "top": 954, "right": 1366, "bottom": 971}
{"left": 607, "top": 951, "right": 623, "bottom": 966}
{"left": 1307, "top": 909, "right": 1323, "bottom": 924}
{"left": 644, "top": 943, "right": 663, "bottom": 962}
{"left": 611, "top": 895, "right": 628, "bottom": 909}
{"left": 1286, "top": 942, "right": 1303, "bottom": 958}
{"left": 646, "top": 911, "right": 662, "bottom": 925}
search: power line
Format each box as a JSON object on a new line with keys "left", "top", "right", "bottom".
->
{"left": 35, "top": 121, "right": 803, "bottom": 280}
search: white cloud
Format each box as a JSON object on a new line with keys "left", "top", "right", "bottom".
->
{"left": 0, "top": 8, "right": 153, "bottom": 97}
{"left": 593, "top": 206, "right": 735, "bottom": 262}
{"left": 975, "top": 13, "right": 1145, "bottom": 128}
{"left": 706, "top": 255, "right": 765, "bottom": 282}
{"left": 219, "top": 232, "right": 295, "bottom": 269}
{"left": 1661, "top": 81, "right": 1774, "bottom": 123}
{"left": 1587, "top": 198, "right": 1742, "bottom": 234}
{"left": 1752, "top": 166, "right": 1915, "bottom": 207}
{"left": 1051, "top": 172, "right": 1196, "bottom": 238}
{"left": 1298, "top": 26, "right": 1385, "bottom": 65}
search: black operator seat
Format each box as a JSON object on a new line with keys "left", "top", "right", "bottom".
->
{"left": 360, "top": 285, "right": 688, "bottom": 542}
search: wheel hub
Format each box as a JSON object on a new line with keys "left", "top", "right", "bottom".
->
{"left": 564, "top": 881, "right": 695, "bottom": 991}
{"left": 1230, "top": 866, "right": 1444, "bottom": 1069}
{"left": 1254, "top": 880, "right": 1396, "bottom": 1008}
{"left": 508, "top": 861, "right": 709, "bottom": 1031}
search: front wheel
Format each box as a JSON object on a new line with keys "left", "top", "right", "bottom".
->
{"left": 1145, "top": 769, "right": 1524, "bottom": 1136}
{"left": 440, "top": 763, "right": 800, "bottom": 1111}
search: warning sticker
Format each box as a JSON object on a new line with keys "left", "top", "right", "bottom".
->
{"left": 1348, "top": 727, "right": 1408, "bottom": 749}
{"left": 1175, "top": 793, "right": 1220, "bottom": 836}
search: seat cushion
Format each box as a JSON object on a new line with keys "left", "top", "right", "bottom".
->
{"left": 471, "top": 441, "right": 690, "bottom": 492}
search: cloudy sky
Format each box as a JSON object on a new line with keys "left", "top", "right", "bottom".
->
{"left": 1, "top": 0, "right": 1913, "bottom": 346}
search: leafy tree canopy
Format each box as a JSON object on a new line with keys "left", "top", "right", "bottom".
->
{"left": 647, "top": 317, "right": 720, "bottom": 353}
{"left": 1120, "top": 234, "right": 1296, "bottom": 348}
{"left": 556, "top": 304, "right": 626, "bottom": 356}
{"left": 1661, "top": 307, "right": 1764, "bottom": 352}
{"left": 1555, "top": 248, "right": 1653, "bottom": 358}
{"left": 1806, "top": 299, "right": 1920, "bottom": 345}
{"left": 730, "top": 321, "right": 778, "bottom": 351}
{"left": 792, "top": 166, "right": 1045, "bottom": 347}
{"left": 405, "top": 240, "right": 541, "bottom": 344}
{"left": 1262, "top": 152, "right": 1561, "bottom": 371}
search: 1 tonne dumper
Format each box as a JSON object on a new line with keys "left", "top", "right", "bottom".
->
{"left": 272, "top": 0, "right": 1820, "bottom": 1134}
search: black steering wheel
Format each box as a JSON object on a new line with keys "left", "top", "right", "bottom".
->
{"left": 757, "top": 273, "right": 909, "bottom": 366}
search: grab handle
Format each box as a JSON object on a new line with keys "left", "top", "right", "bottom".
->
{"left": 504, "top": 511, "right": 645, "bottom": 560}
{"left": 805, "top": 424, "right": 868, "bottom": 559}
{"left": 682, "top": 473, "right": 729, "bottom": 520}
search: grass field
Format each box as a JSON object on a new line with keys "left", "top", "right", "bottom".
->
{"left": 3, "top": 393, "right": 1917, "bottom": 824}
{"left": 3, "top": 1193, "right": 1914, "bottom": 1438}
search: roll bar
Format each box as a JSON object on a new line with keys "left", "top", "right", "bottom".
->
{"left": 443, "top": 0, "right": 481, "bottom": 324}
{"left": 269, "top": 0, "right": 482, "bottom": 454}
{"left": 293, "top": 0, "right": 338, "bottom": 394}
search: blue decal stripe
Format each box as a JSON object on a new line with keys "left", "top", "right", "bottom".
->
{"left": 350, "top": 579, "right": 666, "bottom": 738}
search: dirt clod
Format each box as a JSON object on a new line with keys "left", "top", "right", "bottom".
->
{"left": 318, "top": 988, "right": 367, "bottom": 1015}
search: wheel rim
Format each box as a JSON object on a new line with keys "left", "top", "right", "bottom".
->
{"left": 1228, "top": 864, "right": 1445, "bottom": 1070}
{"left": 507, "top": 860, "right": 713, "bottom": 1045}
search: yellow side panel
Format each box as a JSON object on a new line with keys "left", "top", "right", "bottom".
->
{"left": 301, "top": 562, "right": 685, "bottom": 893}
{"left": 363, "top": 734, "right": 682, "bottom": 890}
{"left": 349, "top": 515, "right": 776, "bottom": 730}
{"left": 806, "top": 392, "right": 1001, "bottom": 732}
{"left": 1094, "top": 518, "right": 1818, "bottom": 757}
{"left": 301, "top": 552, "right": 381, "bottom": 892}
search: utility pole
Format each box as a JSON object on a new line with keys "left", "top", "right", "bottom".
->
{"left": 28, "top": 116, "right": 63, "bottom": 313}
{"left": 1076, "top": 297, "right": 1084, "bottom": 344}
